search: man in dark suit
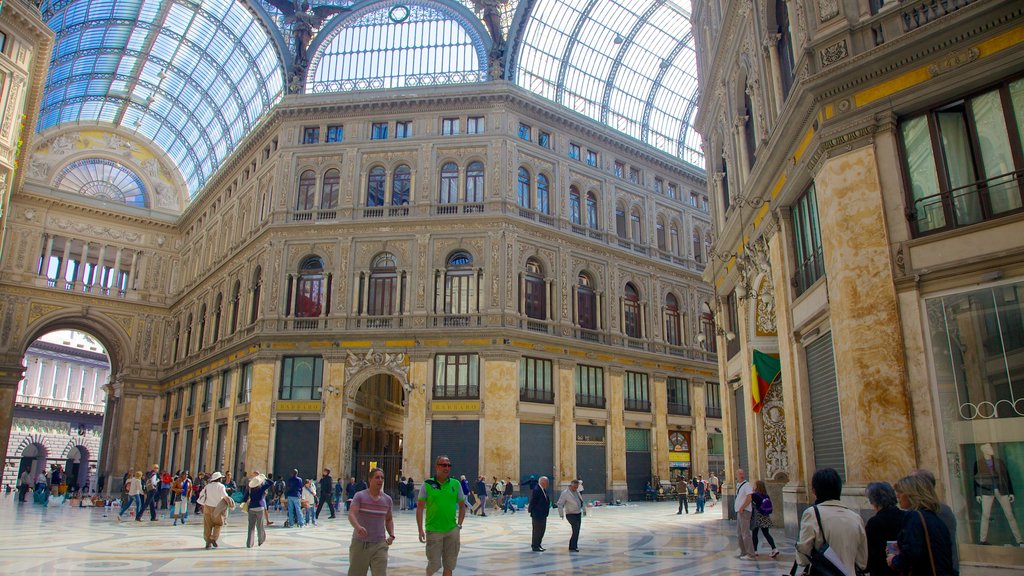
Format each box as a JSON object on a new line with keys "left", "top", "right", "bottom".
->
{"left": 528, "top": 476, "right": 551, "bottom": 551}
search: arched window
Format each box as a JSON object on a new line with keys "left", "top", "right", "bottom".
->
{"left": 230, "top": 280, "right": 241, "bottom": 335}
{"left": 296, "top": 170, "right": 316, "bottom": 211}
{"left": 615, "top": 203, "right": 627, "bottom": 238}
{"left": 439, "top": 162, "right": 459, "bottom": 204}
{"left": 705, "top": 235, "right": 712, "bottom": 265}
{"left": 577, "top": 272, "right": 597, "bottom": 330}
{"left": 670, "top": 224, "right": 680, "bottom": 255}
{"left": 321, "top": 169, "right": 340, "bottom": 209}
{"left": 368, "top": 253, "right": 398, "bottom": 316}
{"left": 197, "top": 303, "right": 207, "bottom": 349}
{"left": 630, "top": 208, "right": 643, "bottom": 242}
{"left": 392, "top": 165, "right": 411, "bottom": 206}
{"left": 212, "top": 293, "right": 223, "bottom": 343}
{"left": 744, "top": 84, "right": 757, "bottom": 168}
{"left": 173, "top": 320, "right": 181, "bottom": 360}
{"left": 693, "top": 230, "right": 703, "bottom": 264}
{"left": 656, "top": 217, "right": 666, "bottom": 251}
{"left": 623, "top": 283, "right": 641, "bottom": 338}
{"left": 700, "top": 304, "right": 717, "bottom": 353}
{"left": 367, "top": 166, "right": 386, "bottom": 207}
{"left": 517, "top": 167, "right": 531, "bottom": 209}
{"left": 665, "top": 293, "right": 681, "bottom": 346}
{"left": 295, "top": 256, "right": 324, "bottom": 318}
{"left": 586, "top": 192, "right": 599, "bottom": 229}
{"left": 569, "top": 186, "right": 581, "bottom": 225}
{"left": 536, "top": 174, "right": 550, "bottom": 214}
{"left": 524, "top": 258, "right": 546, "bottom": 320}
{"left": 250, "top": 266, "right": 262, "bottom": 324}
{"left": 444, "top": 251, "right": 475, "bottom": 315}
{"left": 777, "top": 0, "right": 796, "bottom": 98}
{"left": 465, "top": 161, "right": 484, "bottom": 203}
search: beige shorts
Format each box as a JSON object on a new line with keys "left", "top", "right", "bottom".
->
{"left": 425, "top": 528, "right": 460, "bottom": 574}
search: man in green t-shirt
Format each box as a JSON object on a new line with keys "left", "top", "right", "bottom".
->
{"left": 417, "top": 455, "right": 467, "bottom": 576}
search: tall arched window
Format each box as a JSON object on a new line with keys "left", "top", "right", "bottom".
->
{"left": 665, "top": 293, "right": 681, "bottom": 346}
{"left": 230, "top": 280, "right": 240, "bottom": 335}
{"left": 656, "top": 217, "right": 666, "bottom": 251}
{"left": 295, "top": 257, "right": 324, "bottom": 318}
{"left": 212, "top": 292, "right": 223, "bottom": 343}
{"left": 524, "top": 258, "right": 546, "bottom": 320}
{"left": 296, "top": 170, "right": 316, "bottom": 210}
{"left": 465, "top": 161, "right": 484, "bottom": 203}
{"left": 321, "top": 169, "right": 340, "bottom": 209}
{"left": 623, "top": 283, "right": 641, "bottom": 338}
{"left": 693, "top": 230, "right": 703, "bottom": 264}
{"left": 439, "top": 162, "right": 459, "bottom": 204}
{"left": 586, "top": 192, "right": 599, "bottom": 229}
{"left": 367, "top": 166, "right": 386, "bottom": 207}
{"left": 777, "top": 0, "right": 796, "bottom": 98}
{"left": 577, "top": 272, "right": 597, "bottom": 330}
{"left": 630, "top": 208, "right": 643, "bottom": 242}
{"left": 444, "top": 251, "right": 475, "bottom": 316}
{"left": 368, "top": 253, "right": 398, "bottom": 316}
{"left": 517, "top": 167, "right": 531, "bottom": 208}
{"left": 173, "top": 320, "right": 181, "bottom": 360}
{"left": 249, "top": 266, "right": 262, "bottom": 324}
{"left": 185, "top": 313, "right": 194, "bottom": 354}
{"left": 392, "top": 165, "right": 411, "bottom": 206}
{"left": 615, "top": 203, "right": 627, "bottom": 238}
{"left": 670, "top": 224, "right": 680, "bottom": 255}
{"left": 700, "top": 304, "right": 717, "bottom": 353}
{"left": 569, "top": 186, "right": 582, "bottom": 225}
{"left": 744, "top": 85, "right": 757, "bottom": 169}
{"left": 197, "top": 303, "right": 208, "bottom": 349}
{"left": 705, "top": 235, "right": 712, "bottom": 265}
{"left": 536, "top": 174, "right": 550, "bottom": 214}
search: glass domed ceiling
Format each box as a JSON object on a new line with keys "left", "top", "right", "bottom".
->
{"left": 35, "top": 0, "right": 701, "bottom": 202}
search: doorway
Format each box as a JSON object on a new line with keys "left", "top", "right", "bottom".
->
{"left": 348, "top": 373, "right": 405, "bottom": 498}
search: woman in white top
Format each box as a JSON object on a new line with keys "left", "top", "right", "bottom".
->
{"left": 303, "top": 479, "right": 318, "bottom": 526}
{"left": 117, "top": 471, "right": 143, "bottom": 520}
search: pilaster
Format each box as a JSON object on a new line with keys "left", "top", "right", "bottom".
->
{"left": 0, "top": 361, "right": 25, "bottom": 475}
{"left": 556, "top": 359, "right": 576, "bottom": 486}
{"left": 320, "top": 354, "right": 347, "bottom": 476}
{"left": 245, "top": 359, "right": 277, "bottom": 474}
{"left": 402, "top": 353, "right": 430, "bottom": 479}
{"left": 691, "top": 378, "right": 708, "bottom": 481}
{"left": 651, "top": 372, "right": 669, "bottom": 481}
{"left": 607, "top": 366, "right": 627, "bottom": 501}
{"left": 480, "top": 351, "right": 519, "bottom": 481}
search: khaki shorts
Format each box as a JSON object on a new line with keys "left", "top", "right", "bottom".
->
{"left": 349, "top": 539, "right": 389, "bottom": 576}
{"left": 425, "top": 528, "right": 460, "bottom": 574}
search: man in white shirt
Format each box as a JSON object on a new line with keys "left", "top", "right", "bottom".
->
{"left": 734, "top": 468, "right": 756, "bottom": 559}
{"left": 197, "top": 471, "right": 232, "bottom": 549}
{"left": 556, "top": 479, "right": 587, "bottom": 552}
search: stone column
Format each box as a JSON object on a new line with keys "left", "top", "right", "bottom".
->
{"left": 556, "top": 360, "right": 576, "bottom": 486}
{"left": 402, "top": 353, "right": 430, "bottom": 479}
{"left": 607, "top": 367, "right": 627, "bottom": 502}
{"left": 815, "top": 146, "right": 915, "bottom": 489}
{"left": 320, "top": 354, "right": 347, "bottom": 475}
{"left": 106, "top": 378, "right": 161, "bottom": 483}
{"left": 480, "top": 351, "right": 519, "bottom": 480}
{"left": 691, "top": 379, "right": 708, "bottom": 478}
{"left": 652, "top": 372, "right": 670, "bottom": 481}
{"left": 0, "top": 360, "right": 26, "bottom": 475}
{"left": 245, "top": 358, "right": 277, "bottom": 474}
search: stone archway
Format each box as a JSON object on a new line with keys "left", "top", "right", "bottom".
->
{"left": 61, "top": 442, "right": 91, "bottom": 492}
{"left": 16, "top": 438, "right": 48, "bottom": 482}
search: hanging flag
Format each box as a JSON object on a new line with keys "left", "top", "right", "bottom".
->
{"left": 751, "top": 349, "right": 781, "bottom": 413}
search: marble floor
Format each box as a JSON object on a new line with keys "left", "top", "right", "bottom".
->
{"left": 0, "top": 495, "right": 799, "bottom": 575}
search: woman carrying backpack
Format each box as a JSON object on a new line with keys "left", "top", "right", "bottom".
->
{"left": 750, "top": 479, "right": 779, "bottom": 558}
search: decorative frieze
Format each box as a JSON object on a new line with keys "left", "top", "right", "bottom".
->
{"left": 820, "top": 40, "right": 849, "bottom": 67}
{"left": 927, "top": 47, "right": 979, "bottom": 77}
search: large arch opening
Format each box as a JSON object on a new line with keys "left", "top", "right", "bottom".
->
{"left": 5, "top": 329, "right": 110, "bottom": 496}
{"left": 346, "top": 373, "right": 406, "bottom": 500}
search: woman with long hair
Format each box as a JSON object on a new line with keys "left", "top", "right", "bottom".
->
{"left": 887, "top": 474, "right": 955, "bottom": 575}
{"left": 750, "top": 480, "right": 779, "bottom": 558}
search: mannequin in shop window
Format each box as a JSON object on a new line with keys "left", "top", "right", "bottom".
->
{"left": 974, "top": 442, "right": 1024, "bottom": 546}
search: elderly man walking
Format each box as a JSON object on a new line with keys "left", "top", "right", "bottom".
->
{"left": 197, "top": 471, "right": 233, "bottom": 549}
{"left": 528, "top": 476, "right": 551, "bottom": 552}
{"left": 557, "top": 479, "right": 587, "bottom": 552}
{"left": 735, "top": 468, "right": 757, "bottom": 560}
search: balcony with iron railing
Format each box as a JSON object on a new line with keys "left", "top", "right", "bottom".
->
{"left": 792, "top": 246, "right": 825, "bottom": 298}
{"left": 706, "top": 406, "right": 722, "bottom": 418}
{"left": 624, "top": 398, "right": 651, "bottom": 412}
{"left": 667, "top": 402, "right": 691, "bottom": 416}
{"left": 520, "top": 388, "right": 555, "bottom": 404}
{"left": 575, "top": 394, "right": 606, "bottom": 409}
{"left": 909, "top": 170, "right": 1024, "bottom": 237}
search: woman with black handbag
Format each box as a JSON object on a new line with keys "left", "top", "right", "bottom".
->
{"left": 887, "top": 474, "right": 955, "bottom": 575}
{"left": 795, "top": 468, "right": 868, "bottom": 575}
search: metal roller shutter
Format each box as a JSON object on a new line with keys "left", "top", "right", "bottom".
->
{"left": 519, "top": 423, "right": 553, "bottom": 493}
{"left": 431, "top": 420, "right": 479, "bottom": 484}
{"left": 575, "top": 425, "right": 607, "bottom": 500}
{"left": 625, "top": 428, "right": 652, "bottom": 501}
{"left": 806, "top": 333, "right": 845, "bottom": 479}
{"left": 734, "top": 386, "right": 749, "bottom": 474}
{"left": 274, "top": 420, "right": 320, "bottom": 479}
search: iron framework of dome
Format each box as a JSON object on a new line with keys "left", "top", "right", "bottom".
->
{"left": 36, "top": 0, "right": 702, "bottom": 201}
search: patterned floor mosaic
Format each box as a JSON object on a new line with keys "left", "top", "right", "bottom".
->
{"left": 0, "top": 494, "right": 799, "bottom": 575}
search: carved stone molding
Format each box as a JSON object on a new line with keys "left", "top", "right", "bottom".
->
{"left": 818, "top": 0, "right": 840, "bottom": 22}
{"left": 820, "top": 40, "right": 849, "bottom": 67}
{"left": 928, "top": 47, "right": 980, "bottom": 77}
{"left": 761, "top": 379, "right": 789, "bottom": 480}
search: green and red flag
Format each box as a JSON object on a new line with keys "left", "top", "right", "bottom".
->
{"left": 751, "top": 349, "right": 781, "bottom": 413}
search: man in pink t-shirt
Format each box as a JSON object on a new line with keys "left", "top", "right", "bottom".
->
{"left": 348, "top": 468, "right": 395, "bottom": 575}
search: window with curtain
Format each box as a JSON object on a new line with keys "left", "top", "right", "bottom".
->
{"left": 445, "top": 251, "right": 475, "bottom": 315}
{"left": 368, "top": 253, "right": 397, "bottom": 316}
{"left": 569, "top": 186, "right": 581, "bottom": 225}
{"left": 624, "top": 283, "right": 641, "bottom": 338}
{"left": 439, "top": 162, "right": 459, "bottom": 204}
{"left": 520, "top": 357, "right": 553, "bottom": 403}
{"left": 367, "top": 166, "right": 386, "bottom": 207}
{"left": 665, "top": 293, "right": 682, "bottom": 346}
{"left": 624, "top": 371, "right": 650, "bottom": 411}
{"left": 465, "top": 161, "right": 484, "bottom": 203}
{"left": 670, "top": 225, "right": 680, "bottom": 255}
{"left": 295, "top": 256, "right": 324, "bottom": 318}
{"left": 296, "top": 170, "right": 316, "bottom": 211}
{"left": 434, "top": 353, "right": 479, "bottom": 399}
{"left": 321, "top": 169, "right": 340, "bottom": 209}
{"left": 577, "top": 272, "right": 597, "bottom": 330}
{"left": 667, "top": 377, "right": 689, "bottom": 414}
{"left": 630, "top": 209, "right": 643, "bottom": 242}
{"left": 575, "top": 364, "right": 604, "bottom": 408}
{"left": 279, "top": 356, "right": 323, "bottom": 400}
{"left": 693, "top": 230, "right": 703, "bottom": 264}
{"left": 237, "top": 363, "right": 252, "bottom": 404}
{"left": 656, "top": 219, "right": 666, "bottom": 251}
{"left": 792, "top": 184, "right": 824, "bottom": 295}
{"left": 615, "top": 205, "right": 627, "bottom": 238}
{"left": 517, "top": 167, "right": 531, "bottom": 208}
{"left": 537, "top": 173, "right": 550, "bottom": 214}
{"left": 250, "top": 266, "right": 262, "bottom": 324}
{"left": 230, "top": 281, "right": 240, "bottom": 335}
{"left": 586, "top": 192, "right": 599, "bottom": 229}
{"left": 392, "top": 165, "right": 411, "bottom": 206}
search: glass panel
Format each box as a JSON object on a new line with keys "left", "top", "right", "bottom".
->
{"left": 902, "top": 116, "right": 944, "bottom": 232}
{"left": 971, "top": 90, "right": 1021, "bottom": 215}
{"left": 937, "top": 109, "right": 982, "bottom": 226}
{"left": 1010, "top": 79, "right": 1024, "bottom": 148}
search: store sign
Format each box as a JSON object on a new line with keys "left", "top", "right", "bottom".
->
{"left": 432, "top": 400, "right": 480, "bottom": 412}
